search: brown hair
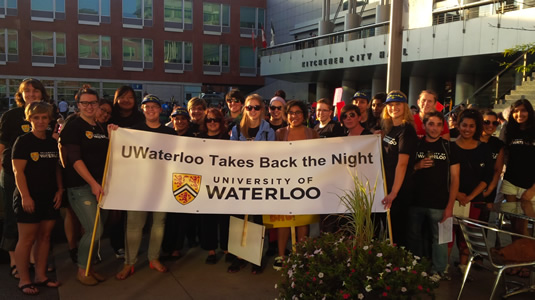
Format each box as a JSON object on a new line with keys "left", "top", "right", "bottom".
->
{"left": 316, "top": 98, "right": 333, "bottom": 111}
{"left": 15, "top": 78, "right": 50, "bottom": 107}
{"left": 25, "top": 101, "right": 53, "bottom": 121}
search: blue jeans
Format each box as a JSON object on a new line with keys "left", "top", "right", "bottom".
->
{"left": 407, "top": 206, "right": 447, "bottom": 273}
{"left": 68, "top": 184, "right": 108, "bottom": 269}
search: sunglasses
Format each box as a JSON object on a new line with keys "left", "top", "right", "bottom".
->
{"left": 269, "top": 105, "right": 282, "bottom": 111}
{"left": 245, "top": 105, "right": 261, "bottom": 111}
{"left": 205, "top": 118, "right": 221, "bottom": 123}
{"left": 227, "top": 98, "right": 241, "bottom": 103}
{"left": 341, "top": 112, "right": 357, "bottom": 120}
{"left": 483, "top": 120, "right": 499, "bottom": 126}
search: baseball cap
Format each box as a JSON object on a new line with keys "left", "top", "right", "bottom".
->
{"left": 141, "top": 94, "right": 161, "bottom": 106}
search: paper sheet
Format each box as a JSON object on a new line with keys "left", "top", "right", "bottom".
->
{"left": 438, "top": 217, "right": 453, "bottom": 244}
{"left": 228, "top": 216, "right": 265, "bottom": 266}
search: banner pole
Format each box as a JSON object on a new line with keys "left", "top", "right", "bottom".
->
{"left": 291, "top": 226, "right": 296, "bottom": 252}
{"left": 387, "top": 209, "right": 393, "bottom": 246}
{"left": 241, "top": 214, "right": 249, "bottom": 247}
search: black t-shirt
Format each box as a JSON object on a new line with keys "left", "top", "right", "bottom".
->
{"left": 198, "top": 132, "right": 230, "bottom": 140}
{"left": 12, "top": 132, "right": 59, "bottom": 196}
{"left": 482, "top": 136, "right": 505, "bottom": 202}
{"left": 314, "top": 120, "right": 345, "bottom": 138}
{"left": 131, "top": 122, "right": 178, "bottom": 136}
{"left": 269, "top": 121, "right": 287, "bottom": 132}
{"left": 504, "top": 129, "right": 535, "bottom": 189}
{"left": 59, "top": 116, "right": 109, "bottom": 188}
{"left": 455, "top": 142, "right": 493, "bottom": 203}
{"left": 413, "top": 138, "right": 459, "bottom": 209}
{"left": 382, "top": 124, "right": 418, "bottom": 192}
{"left": 110, "top": 109, "right": 145, "bottom": 128}
{"left": 248, "top": 127, "right": 260, "bottom": 139}
{"left": 0, "top": 107, "right": 31, "bottom": 174}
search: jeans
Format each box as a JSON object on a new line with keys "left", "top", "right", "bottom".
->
{"left": 68, "top": 184, "right": 108, "bottom": 269}
{"left": 125, "top": 211, "right": 166, "bottom": 265}
{"left": 407, "top": 206, "right": 447, "bottom": 273}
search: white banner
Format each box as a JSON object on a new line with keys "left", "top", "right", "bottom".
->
{"left": 100, "top": 128, "right": 386, "bottom": 214}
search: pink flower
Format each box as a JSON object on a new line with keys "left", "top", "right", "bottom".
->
{"left": 382, "top": 292, "right": 388, "bottom": 297}
{"left": 418, "top": 285, "right": 423, "bottom": 291}
{"left": 386, "top": 286, "right": 391, "bottom": 291}
{"left": 313, "top": 277, "right": 316, "bottom": 282}
{"left": 343, "top": 293, "right": 350, "bottom": 299}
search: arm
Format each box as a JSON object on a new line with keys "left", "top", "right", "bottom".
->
{"left": 483, "top": 148, "right": 504, "bottom": 197}
{"left": 53, "top": 163, "right": 63, "bottom": 209}
{"left": 12, "top": 159, "right": 34, "bottom": 213}
{"left": 458, "top": 181, "right": 487, "bottom": 205}
{"left": 382, "top": 153, "right": 409, "bottom": 209}
{"left": 442, "top": 163, "right": 460, "bottom": 222}
{"left": 521, "top": 183, "right": 535, "bottom": 202}
{"left": 0, "top": 143, "right": 4, "bottom": 173}
{"left": 73, "top": 160, "right": 103, "bottom": 199}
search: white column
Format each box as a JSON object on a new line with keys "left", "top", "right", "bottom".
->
{"left": 408, "top": 76, "right": 426, "bottom": 107}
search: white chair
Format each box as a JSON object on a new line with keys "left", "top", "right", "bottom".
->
{"left": 456, "top": 217, "right": 535, "bottom": 300}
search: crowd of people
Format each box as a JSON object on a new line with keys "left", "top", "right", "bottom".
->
{"left": 0, "top": 78, "right": 534, "bottom": 295}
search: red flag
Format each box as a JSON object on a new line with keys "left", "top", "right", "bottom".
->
{"left": 435, "top": 101, "right": 444, "bottom": 112}
{"left": 251, "top": 28, "right": 256, "bottom": 48}
{"left": 261, "top": 26, "right": 267, "bottom": 48}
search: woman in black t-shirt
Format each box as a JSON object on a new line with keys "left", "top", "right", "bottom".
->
{"left": 380, "top": 91, "right": 417, "bottom": 247}
{"left": 0, "top": 78, "right": 51, "bottom": 279}
{"left": 341, "top": 104, "right": 372, "bottom": 136}
{"left": 13, "top": 102, "right": 62, "bottom": 294}
{"left": 59, "top": 85, "right": 109, "bottom": 286}
{"left": 453, "top": 109, "right": 493, "bottom": 273}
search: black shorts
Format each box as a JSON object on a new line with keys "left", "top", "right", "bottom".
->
{"left": 13, "top": 192, "right": 60, "bottom": 223}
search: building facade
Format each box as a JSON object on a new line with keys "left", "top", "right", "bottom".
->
{"left": 0, "top": 0, "right": 265, "bottom": 109}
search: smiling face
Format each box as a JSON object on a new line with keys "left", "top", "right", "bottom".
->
{"left": 117, "top": 90, "right": 136, "bottom": 111}
{"left": 386, "top": 102, "right": 404, "bottom": 121}
{"left": 341, "top": 109, "right": 361, "bottom": 130}
{"left": 189, "top": 104, "right": 206, "bottom": 124}
{"left": 459, "top": 117, "right": 477, "bottom": 140}
{"left": 424, "top": 116, "right": 443, "bottom": 140}
{"left": 29, "top": 112, "right": 50, "bottom": 133}
{"left": 142, "top": 102, "right": 162, "bottom": 123}
{"left": 227, "top": 98, "right": 243, "bottom": 114}
{"left": 371, "top": 99, "right": 384, "bottom": 118}
{"left": 173, "top": 115, "right": 189, "bottom": 133}
{"left": 353, "top": 98, "right": 369, "bottom": 115}
{"left": 316, "top": 103, "right": 332, "bottom": 124}
{"left": 512, "top": 104, "right": 529, "bottom": 125}
{"left": 482, "top": 114, "right": 498, "bottom": 136}
{"left": 77, "top": 93, "right": 99, "bottom": 119}
{"left": 245, "top": 98, "right": 262, "bottom": 122}
{"left": 205, "top": 111, "right": 221, "bottom": 135}
{"left": 417, "top": 92, "right": 436, "bottom": 115}
{"left": 22, "top": 83, "right": 43, "bottom": 105}
{"left": 269, "top": 100, "right": 284, "bottom": 121}
{"left": 287, "top": 104, "right": 304, "bottom": 128}
{"left": 96, "top": 103, "right": 112, "bottom": 124}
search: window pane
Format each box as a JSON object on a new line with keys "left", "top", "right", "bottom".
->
{"left": 222, "top": 44, "right": 229, "bottom": 67}
{"left": 258, "top": 8, "right": 265, "bottom": 29}
{"left": 203, "top": 3, "right": 220, "bottom": 26}
{"left": 240, "top": 7, "right": 255, "bottom": 29}
{"left": 184, "top": 1, "right": 192, "bottom": 24}
{"left": 184, "top": 42, "right": 192, "bottom": 64}
{"left": 123, "top": 0, "right": 141, "bottom": 18}
{"left": 32, "top": 0, "right": 53, "bottom": 11}
{"left": 79, "top": 0, "right": 99, "bottom": 15}
{"left": 79, "top": 34, "right": 99, "bottom": 58}
{"left": 7, "top": 30, "right": 17, "bottom": 54}
{"left": 222, "top": 4, "right": 229, "bottom": 26}
{"left": 32, "top": 32, "right": 54, "bottom": 56}
{"left": 56, "top": 0, "right": 65, "bottom": 12}
{"left": 123, "top": 38, "right": 142, "bottom": 61}
{"left": 102, "top": 0, "right": 110, "bottom": 16}
{"left": 144, "top": 39, "right": 153, "bottom": 62}
{"left": 101, "top": 36, "right": 111, "bottom": 59}
{"left": 164, "top": 41, "right": 182, "bottom": 63}
{"left": 0, "top": 31, "right": 5, "bottom": 54}
{"left": 203, "top": 44, "right": 219, "bottom": 65}
{"left": 56, "top": 33, "right": 66, "bottom": 57}
{"left": 240, "top": 46, "right": 254, "bottom": 68}
{"left": 8, "top": 0, "right": 17, "bottom": 9}
{"left": 144, "top": 0, "right": 152, "bottom": 19}
{"left": 164, "top": 0, "right": 182, "bottom": 23}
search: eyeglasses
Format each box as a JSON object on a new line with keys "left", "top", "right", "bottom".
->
{"left": 341, "top": 112, "right": 357, "bottom": 120}
{"left": 288, "top": 110, "right": 303, "bottom": 116}
{"left": 79, "top": 101, "right": 99, "bottom": 107}
{"left": 205, "top": 118, "right": 221, "bottom": 123}
{"left": 483, "top": 120, "right": 499, "bottom": 126}
{"left": 227, "top": 98, "right": 241, "bottom": 104}
{"left": 269, "top": 105, "right": 282, "bottom": 111}
{"left": 245, "top": 105, "right": 261, "bottom": 111}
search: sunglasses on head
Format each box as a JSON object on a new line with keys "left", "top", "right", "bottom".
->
{"left": 227, "top": 98, "right": 241, "bottom": 103}
{"left": 269, "top": 105, "right": 282, "bottom": 111}
{"left": 205, "top": 118, "right": 221, "bottom": 123}
{"left": 341, "top": 112, "right": 357, "bottom": 120}
{"left": 483, "top": 120, "right": 499, "bottom": 126}
{"left": 245, "top": 105, "right": 261, "bottom": 111}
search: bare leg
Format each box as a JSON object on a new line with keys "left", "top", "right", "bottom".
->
{"left": 33, "top": 220, "right": 57, "bottom": 284}
{"left": 296, "top": 225, "right": 309, "bottom": 242}
{"left": 277, "top": 227, "right": 290, "bottom": 257}
{"left": 15, "top": 223, "right": 39, "bottom": 291}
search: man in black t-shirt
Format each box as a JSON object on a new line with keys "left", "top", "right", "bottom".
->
{"left": 407, "top": 111, "right": 460, "bottom": 280}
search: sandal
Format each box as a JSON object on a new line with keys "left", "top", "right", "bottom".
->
{"left": 251, "top": 264, "right": 263, "bottom": 275}
{"left": 227, "top": 258, "right": 247, "bottom": 273}
{"left": 35, "top": 278, "right": 61, "bottom": 288}
{"left": 149, "top": 260, "right": 168, "bottom": 273}
{"left": 10, "top": 265, "right": 19, "bottom": 279}
{"left": 116, "top": 265, "right": 135, "bottom": 280}
{"left": 19, "top": 283, "right": 39, "bottom": 295}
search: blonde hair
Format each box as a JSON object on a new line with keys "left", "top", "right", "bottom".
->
{"left": 381, "top": 91, "right": 414, "bottom": 135}
{"left": 240, "top": 94, "right": 265, "bottom": 138}
{"left": 25, "top": 101, "right": 53, "bottom": 121}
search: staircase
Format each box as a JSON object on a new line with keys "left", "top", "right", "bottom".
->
{"left": 494, "top": 74, "right": 535, "bottom": 113}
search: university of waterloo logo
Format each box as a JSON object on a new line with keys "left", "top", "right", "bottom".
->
{"left": 85, "top": 131, "right": 93, "bottom": 139}
{"left": 172, "top": 173, "right": 201, "bottom": 205}
{"left": 30, "top": 152, "right": 39, "bottom": 162}
{"left": 21, "top": 124, "right": 30, "bottom": 132}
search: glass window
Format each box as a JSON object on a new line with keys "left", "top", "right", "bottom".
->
{"left": 222, "top": 44, "right": 229, "bottom": 67}
{"left": 79, "top": 0, "right": 110, "bottom": 16}
{"left": 32, "top": 32, "right": 54, "bottom": 56}
{"left": 184, "top": 42, "right": 192, "bottom": 64}
{"left": 144, "top": 39, "right": 153, "bottom": 63}
{"left": 164, "top": 40, "right": 182, "bottom": 63}
{"left": 164, "top": 0, "right": 182, "bottom": 23}
{"left": 222, "top": 4, "right": 229, "bottom": 27}
{"left": 184, "top": 1, "right": 192, "bottom": 24}
{"left": 203, "top": 3, "right": 230, "bottom": 33}
{"left": 164, "top": 0, "right": 192, "bottom": 31}
{"left": 7, "top": 29, "right": 17, "bottom": 55}
{"left": 240, "top": 7, "right": 255, "bottom": 29}
{"left": 123, "top": 0, "right": 152, "bottom": 19}
{"left": 56, "top": 33, "right": 66, "bottom": 57}
{"left": 239, "top": 46, "right": 254, "bottom": 68}
{"left": 1, "top": 0, "right": 17, "bottom": 16}
{"left": 258, "top": 8, "right": 265, "bottom": 29}
{"left": 31, "top": 31, "right": 65, "bottom": 65}
{"left": 203, "top": 43, "right": 219, "bottom": 66}
{"left": 79, "top": 34, "right": 111, "bottom": 60}
{"left": 203, "top": 3, "right": 219, "bottom": 26}
{"left": 123, "top": 37, "right": 152, "bottom": 69}
{"left": 101, "top": 36, "right": 111, "bottom": 60}
{"left": 31, "top": 0, "right": 65, "bottom": 12}
{"left": 123, "top": 38, "right": 142, "bottom": 62}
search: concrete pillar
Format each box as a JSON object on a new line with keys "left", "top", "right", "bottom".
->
{"left": 316, "top": 82, "right": 330, "bottom": 100}
{"left": 375, "top": 3, "right": 390, "bottom": 35}
{"left": 345, "top": 13, "right": 362, "bottom": 41}
{"left": 318, "top": 20, "right": 334, "bottom": 46}
{"left": 342, "top": 80, "right": 357, "bottom": 104}
{"left": 386, "top": 0, "right": 403, "bottom": 92}
{"left": 455, "top": 74, "right": 475, "bottom": 105}
{"left": 372, "top": 78, "right": 386, "bottom": 96}
{"left": 408, "top": 76, "right": 426, "bottom": 108}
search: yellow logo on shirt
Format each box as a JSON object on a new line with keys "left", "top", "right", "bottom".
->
{"left": 30, "top": 152, "right": 39, "bottom": 161}
{"left": 85, "top": 131, "right": 94, "bottom": 139}
{"left": 21, "top": 124, "right": 30, "bottom": 132}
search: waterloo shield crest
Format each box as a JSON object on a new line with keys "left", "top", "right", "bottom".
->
{"left": 172, "top": 173, "right": 201, "bottom": 205}
{"left": 21, "top": 124, "right": 30, "bottom": 132}
{"left": 30, "top": 152, "right": 39, "bottom": 162}
{"left": 85, "top": 131, "right": 94, "bottom": 139}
